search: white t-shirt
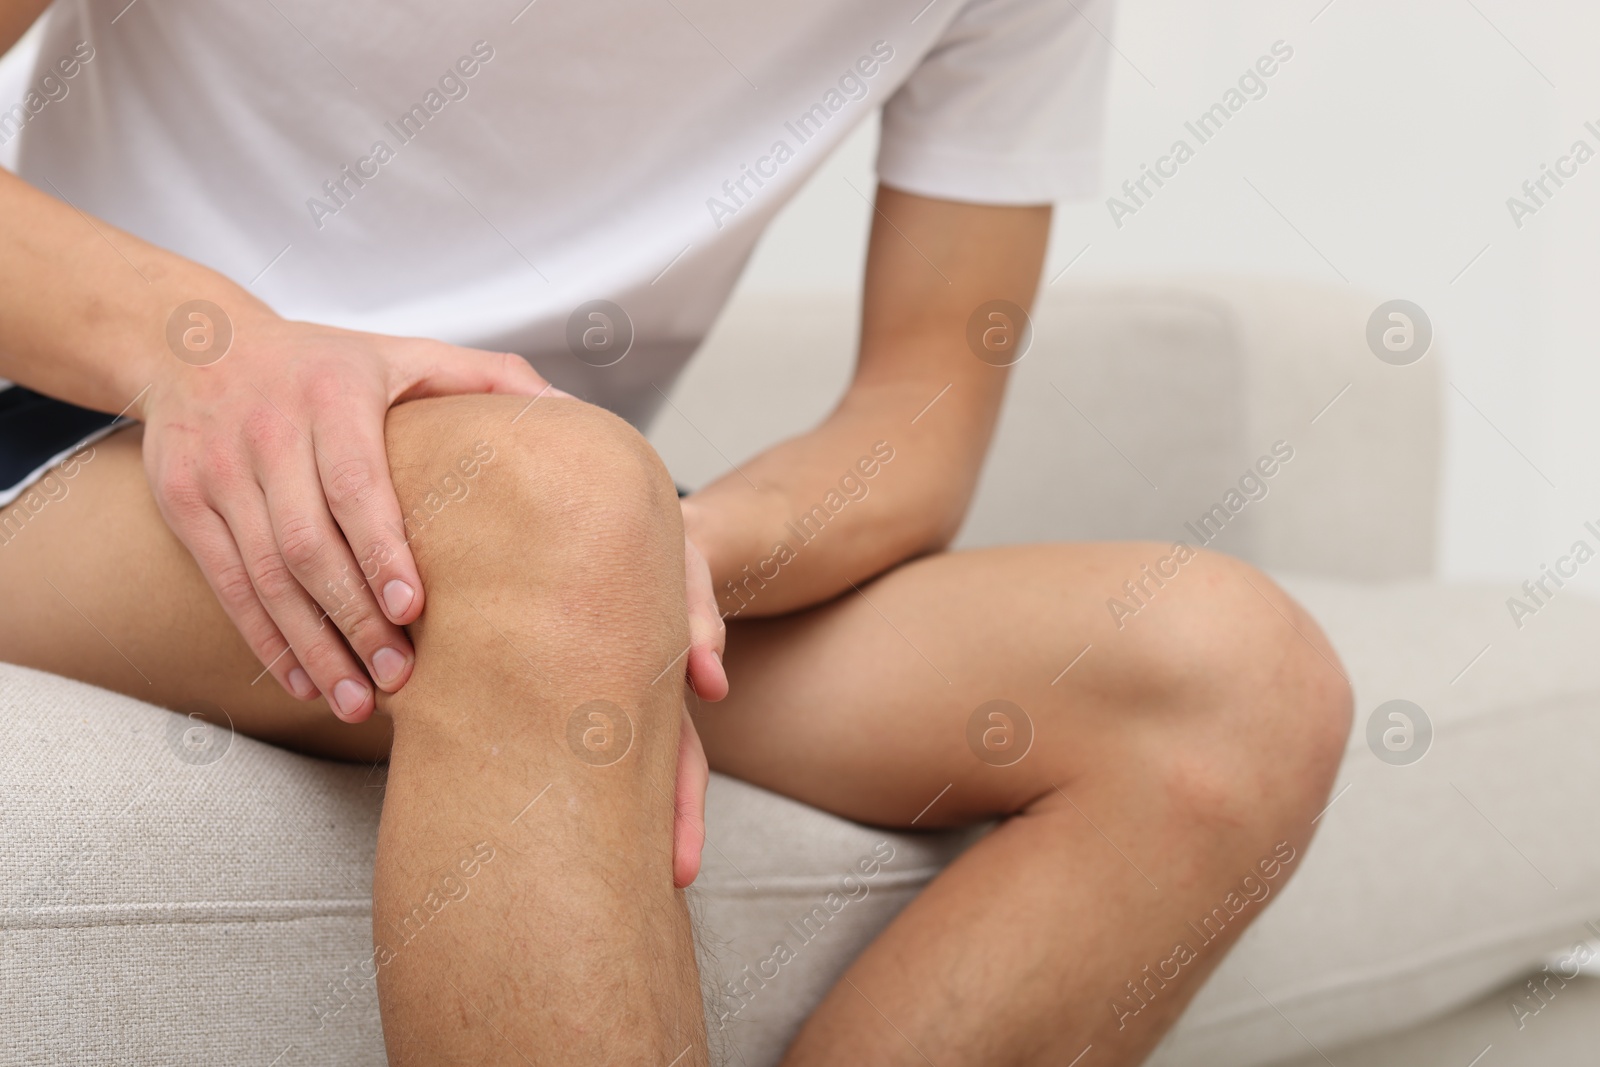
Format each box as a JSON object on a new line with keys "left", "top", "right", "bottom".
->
{"left": 10, "top": 0, "right": 1110, "bottom": 426}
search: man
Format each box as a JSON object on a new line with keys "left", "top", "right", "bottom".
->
{"left": 0, "top": 1, "right": 1351, "bottom": 1064}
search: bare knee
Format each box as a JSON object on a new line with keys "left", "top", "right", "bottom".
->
{"left": 379, "top": 396, "right": 688, "bottom": 738}
{"left": 1103, "top": 547, "right": 1352, "bottom": 830}
{"left": 384, "top": 394, "right": 681, "bottom": 567}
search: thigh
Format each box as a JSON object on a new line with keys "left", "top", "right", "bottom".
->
{"left": 0, "top": 423, "right": 390, "bottom": 760}
{"left": 697, "top": 542, "right": 1289, "bottom": 828}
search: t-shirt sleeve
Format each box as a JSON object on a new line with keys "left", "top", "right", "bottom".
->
{"left": 876, "top": 0, "right": 1112, "bottom": 205}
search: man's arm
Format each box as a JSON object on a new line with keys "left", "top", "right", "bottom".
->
{"left": 0, "top": 0, "right": 563, "bottom": 715}
{"left": 0, "top": 0, "right": 49, "bottom": 61}
{"left": 685, "top": 185, "right": 1050, "bottom": 619}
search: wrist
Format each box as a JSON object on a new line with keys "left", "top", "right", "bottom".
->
{"left": 681, "top": 485, "right": 792, "bottom": 613}
{"left": 132, "top": 282, "right": 279, "bottom": 417}
{"left": 680, "top": 496, "right": 739, "bottom": 584}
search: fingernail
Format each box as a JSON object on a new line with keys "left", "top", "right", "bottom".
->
{"left": 372, "top": 646, "right": 407, "bottom": 688}
{"left": 382, "top": 580, "right": 415, "bottom": 619}
{"left": 333, "top": 678, "right": 370, "bottom": 719}
{"left": 288, "top": 667, "right": 317, "bottom": 700}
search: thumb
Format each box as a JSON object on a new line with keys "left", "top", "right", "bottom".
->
{"left": 398, "top": 341, "right": 572, "bottom": 402}
{"left": 673, "top": 706, "right": 709, "bottom": 889}
{"left": 684, "top": 533, "right": 729, "bottom": 702}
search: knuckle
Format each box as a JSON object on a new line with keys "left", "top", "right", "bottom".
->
{"left": 241, "top": 407, "right": 292, "bottom": 454}
{"left": 249, "top": 550, "right": 301, "bottom": 603}
{"left": 305, "top": 368, "right": 351, "bottom": 410}
{"left": 157, "top": 472, "right": 207, "bottom": 518}
{"left": 335, "top": 603, "right": 384, "bottom": 649}
{"left": 276, "top": 514, "right": 326, "bottom": 572}
{"left": 500, "top": 348, "right": 536, "bottom": 385}
{"left": 312, "top": 567, "right": 386, "bottom": 647}
{"left": 196, "top": 446, "right": 246, "bottom": 490}
{"left": 295, "top": 628, "right": 358, "bottom": 679}
{"left": 355, "top": 538, "right": 397, "bottom": 580}
{"left": 210, "top": 558, "right": 260, "bottom": 608}
{"left": 325, "top": 456, "right": 379, "bottom": 512}
{"left": 249, "top": 630, "right": 292, "bottom": 671}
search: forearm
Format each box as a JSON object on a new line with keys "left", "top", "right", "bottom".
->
{"left": 0, "top": 165, "right": 267, "bottom": 413}
{"left": 686, "top": 188, "right": 1047, "bottom": 620}
{"left": 685, "top": 375, "right": 998, "bottom": 619}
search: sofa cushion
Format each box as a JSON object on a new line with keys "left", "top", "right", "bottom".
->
{"left": 0, "top": 664, "right": 384, "bottom": 1065}
{"left": 1145, "top": 576, "right": 1600, "bottom": 1066}
{"left": 1276, "top": 973, "right": 1600, "bottom": 1067}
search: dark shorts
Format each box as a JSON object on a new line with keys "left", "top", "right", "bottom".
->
{"left": 0, "top": 386, "right": 128, "bottom": 506}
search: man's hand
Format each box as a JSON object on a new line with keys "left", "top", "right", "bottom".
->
{"left": 672, "top": 705, "right": 710, "bottom": 888}
{"left": 672, "top": 505, "right": 727, "bottom": 887}
{"left": 140, "top": 314, "right": 561, "bottom": 722}
{"left": 682, "top": 509, "right": 729, "bottom": 702}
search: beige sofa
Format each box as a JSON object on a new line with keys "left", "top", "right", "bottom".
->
{"left": 3, "top": 278, "right": 1598, "bottom": 1065}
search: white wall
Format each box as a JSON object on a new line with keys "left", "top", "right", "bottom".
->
{"left": 737, "top": 0, "right": 1600, "bottom": 590}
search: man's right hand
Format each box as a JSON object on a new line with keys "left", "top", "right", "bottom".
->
{"left": 139, "top": 311, "right": 561, "bottom": 722}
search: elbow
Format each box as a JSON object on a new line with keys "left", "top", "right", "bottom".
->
{"left": 908, "top": 488, "right": 974, "bottom": 558}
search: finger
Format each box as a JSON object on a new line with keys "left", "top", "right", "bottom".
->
{"left": 398, "top": 342, "right": 571, "bottom": 402}
{"left": 354, "top": 345, "right": 565, "bottom": 626}
{"left": 259, "top": 443, "right": 416, "bottom": 701}
{"left": 684, "top": 536, "right": 728, "bottom": 702}
{"left": 215, "top": 488, "right": 380, "bottom": 723}
{"left": 174, "top": 504, "right": 320, "bottom": 702}
{"left": 673, "top": 705, "right": 709, "bottom": 889}
{"left": 686, "top": 619, "right": 727, "bottom": 701}
{"left": 308, "top": 393, "right": 427, "bottom": 628}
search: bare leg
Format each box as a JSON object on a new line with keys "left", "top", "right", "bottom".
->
{"left": 0, "top": 425, "right": 392, "bottom": 761}
{"left": 2, "top": 415, "right": 1348, "bottom": 1065}
{"left": 373, "top": 397, "right": 705, "bottom": 1064}
{"left": 0, "top": 397, "right": 709, "bottom": 1066}
{"left": 692, "top": 544, "right": 1352, "bottom": 1066}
